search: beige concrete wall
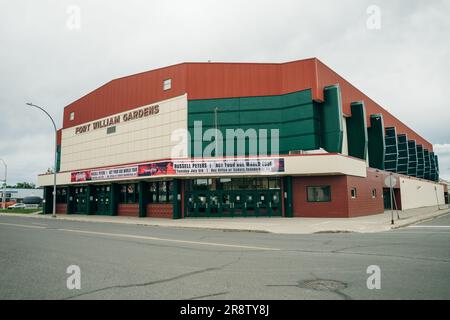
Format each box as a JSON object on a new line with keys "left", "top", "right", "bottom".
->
{"left": 37, "top": 154, "right": 367, "bottom": 187}
{"left": 284, "top": 154, "right": 367, "bottom": 178}
{"left": 37, "top": 172, "right": 71, "bottom": 187}
{"left": 341, "top": 115, "right": 349, "bottom": 156}
{"left": 60, "top": 94, "right": 188, "bottom": 172}
{"left": 399, "top": 177, "right": 445, "bottom": 210}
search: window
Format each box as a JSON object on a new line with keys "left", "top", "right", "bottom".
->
{"left": 372, "top": 188, "right": 377, "bottom": 198}
{"left": 149, "top": 181, "right": 173, "bottom": 203}
{"left": 307, "top": 186, "right": 331, "bottom": 202}
{"left": 163, "top": 79, "right": 172, "bottom": 91}
{"left": 120, "top": 183, "right": 139, "bottom": 203}
{"left": 107, "top": 126, "right": 116, "bottom": 134}
{"left": 149, "top": 182, "right": 158, "bottom": 203}
{"left": 56, "top": 188, "right": 67, "bottom": 203}
{"left": 69, "top": 112, "right": 75, "bottom": 121}
{"left": 351, "top": 188, "right": 357, "bottom": 199}
{"left": 158, "top": 181, "right": 167, "bottom": 202}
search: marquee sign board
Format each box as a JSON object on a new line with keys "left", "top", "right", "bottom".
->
{"left": 71, "top": 158, "right": 285, "bottom": 183}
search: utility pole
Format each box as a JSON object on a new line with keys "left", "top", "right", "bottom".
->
{"left": 26, "top": 103, "right": 57, "bottom": 218}
{"left": 0, "top": 158, "right": 6, "bottom": 209}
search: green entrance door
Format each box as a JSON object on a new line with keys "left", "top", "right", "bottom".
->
{"left": 221, "top": 192, "right": 233, "bottom": 216}
{"left": 232, "top": 192, "right": 244, "bottom": 216}
{"left": 269, "top": 190, "right": 281, "bottom": 215}
{"left": 244, "top": 193, "right": 256, "bottom": 215}
{"left": 209, "top": 192, "right": 220, "bottom": 215}
{"left": 184, "top": 178, "right": 283, "bottom": 218}
{"left": 73, "top": 187, "right": 87, "bottom": 214}
{"left": 94, "top": 185, "right": 110, "bottom": 215}
{"left": 186, "top": 192, "right": 209, "bottom": 217}
{"left": 256, "top": 191, "right": 269, "bottom": 215}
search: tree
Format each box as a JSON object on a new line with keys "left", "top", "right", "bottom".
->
{"left": 7, "top": 182, "right": 36, "bottom": 189}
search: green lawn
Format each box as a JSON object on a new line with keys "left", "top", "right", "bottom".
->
{"left": 0, "top": 208, "right": 42, "bottom": 214}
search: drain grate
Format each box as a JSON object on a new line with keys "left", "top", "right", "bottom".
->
{"left": 298, "top": 279, "right": 347, "bottom": 292}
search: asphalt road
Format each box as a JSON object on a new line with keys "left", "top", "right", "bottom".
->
{"left": 0, "top": 214, "right": 449, "bottom": 300}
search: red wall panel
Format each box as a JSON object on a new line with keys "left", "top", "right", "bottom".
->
{"left": 61, "top": 58, "right": 432, "bottom": 150}
{"left": 315, "top": 60, "right": 432, "bottom": 150}
{"left": 117, "top": 203, "right": 139, "bottom": 217}
{"left": 56, "top": 129, "right": 62, "bottom": 146}
{"left": 147, "top": 203, "right": 173, "bottom": 219}
{"left": 346, "top": 169, "right": 385, "bottom": 217}
{"left": 292, "top": 176, "right": 349, "bottom": 218}
{"left": 63, "top": 64, "right": 188, "bottom": 129}
{"left": 292, "top": 170, "right": 385, "bottom": 218}
{"left": 56, "top": 203, "right": 67, "bottom": 214}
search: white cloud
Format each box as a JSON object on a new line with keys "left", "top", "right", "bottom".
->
{"left": 434, "top": 144, "right": 450, "bottom": 181}
{"left": 0, "top": 0, "right": 449, "bottom": 184}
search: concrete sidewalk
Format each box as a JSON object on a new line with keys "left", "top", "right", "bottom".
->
{"left": 1, "top": 205, "right": 449, "bottom": 234}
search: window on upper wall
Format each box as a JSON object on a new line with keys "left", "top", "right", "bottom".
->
{"left": 351, "top": 188, "right": 357, "bottom": 199}
{"left": 372, "top": 188, "right": 377, "bottom": 198}
{"left": 69, "top": 112, "right": 75, "bottom": 121}
{"left": 307, "top": 186, "right": 331, "bottom": 202}
{"left": 163, "top": 79, "right": 172, "bottom": 91}
{"left": 107, "top": 126, "right": 116, "bottom": 134}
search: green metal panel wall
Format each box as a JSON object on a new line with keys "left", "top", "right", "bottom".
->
{"left": 109, "top": 183, "right": 119, "bottom": 216}
{"left": 283, "top": 176, "right": 293, "bottom": 218}
{"left": 346, "top": 102, "right": 368, "bottom": 160}
{"left": 56, "top": 145, "right": 61, "bottom": 173}
{"left": 320, "top": 85, "right": 343, "bottom": 153}
{"left": 188, "top": 89, "right": 321, "bottom": 156}
{"left": 396, "top": 134, "right": 409, "bottom": 175}
{"left": 67, "top": 186, "right": 74, "bottom": 214}
{"left": 407, "top": 140, "right": 418, "bottom": 177}
{"left": 367, "top": 114, "right": 385, "bottom": 170}
{"left": 43, "top": 186, "right": 52, "bottom": 214}
{"left": 384, "top": 127, "right": 398, "bottom": 172}
{"left": 429, "top": 152, "right": 437, "bottom": 181}
{"left": 434, "top": 154, "right": 440, "bottom": 182}
{"left": 416, "top": 145, "right": 425, "bottom": 178}
{"left": 138, "top": 181, "right": 149, "bottom": 218}
{"left": 172, "top": 179, "right": 182, "bottom": 219}
{"left": 86, "top": 185, "right": 93, "bottom": 215}
{"left": 424, "top": 149, "right": 431, "bottom": 180}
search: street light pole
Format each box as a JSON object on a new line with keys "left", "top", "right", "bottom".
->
{"left": 26, "top": 103, "right": 57, "bottom": 218}
{"left": 0, "top": 159, "right": 6, "bottom": 209}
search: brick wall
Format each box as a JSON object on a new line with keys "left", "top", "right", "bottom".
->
{"left": 147, "top": 203, "right": 173, "bottom": 219}
{"left": 56, "top": 203, "right": 67, "bottom": 214}
{"left": 346, "top": 169, "right": 385, "bottom": 217}
{"left": 117, "top": 203, "right": 139, "bottom": 217}
{"left": 292, "top": 176, "right": 349, "bottom": 218}
{"left": 292, "top": 170, "right": 385, "bottom": 218}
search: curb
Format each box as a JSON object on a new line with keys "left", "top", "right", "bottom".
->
{"left": 390, "top": 209, "right": 450, "bottom": 230}
{"left": 1, "top": 208, "right": 449, "bottom": 234}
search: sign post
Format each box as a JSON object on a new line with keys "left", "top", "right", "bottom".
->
{"left": 384, "top": 174, "right": 397, "bottom": 225}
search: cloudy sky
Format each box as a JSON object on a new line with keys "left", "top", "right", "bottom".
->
{"left": 0, "top": 0, "right": 449, "bottom": 185}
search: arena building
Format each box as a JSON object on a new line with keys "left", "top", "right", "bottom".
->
{"left": 37, "top": 58, "right": 445, "bottom": 218}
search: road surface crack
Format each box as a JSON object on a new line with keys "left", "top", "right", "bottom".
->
{"left": 64, "top": 255, "right": 242, "bottom": 300}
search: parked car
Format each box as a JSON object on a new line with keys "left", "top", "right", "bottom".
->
{"left": 7, "top": 203, "right": 26, "bottom": 209}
